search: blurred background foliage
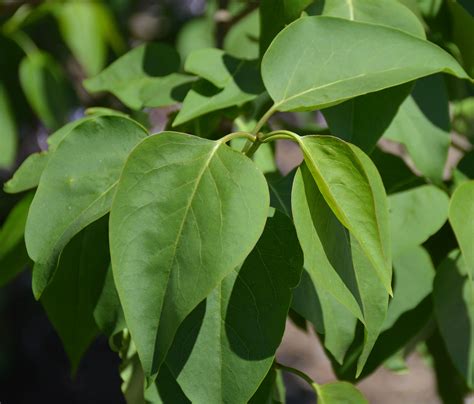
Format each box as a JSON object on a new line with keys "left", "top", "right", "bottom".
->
{"left": 0, "top": 0, "right": 473, "bottom": 403}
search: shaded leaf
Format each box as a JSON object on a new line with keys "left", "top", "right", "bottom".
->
{"left": 0, "top": 193, "right": 33, "bottom": 286}
{"left": 19, "top": 51, "right": 74, "bottom": 129}
{"left": 25, "top": 116, "right": 147, "bottom": 298}
{"left": 109, "top": 131, "right": 269, "bottom": 378}
{"left": 384, "top": 75, "right": 451, "bottom": 182}
{"left": 165, "top": 212, "right": 302, "bottom": 403}
{"left": 433, "top": 251, "right": 474, "bottom": 388}
{"left": 84, "top": 43, "right": 195, "bottom": 110}
{"left": 41, "top": 217, "right": 109, "bottom": 373}
{"left": 0, "top": 82, "right": 17, "bottom": 169}
{"left": 389, "top": 185, "right": 449, "bottom": 257}
{"left": 448, "top": 0, "right": 474, "bottom": 77}
{"left": 449, "top": 180, "right": 474, "bottom": 278}
{"left": 173, "top": 49, "right": 263, "bottom": 126}
{"left": 262, "top": 16, "right": 470, "bottom": 113}
{"left": 266, "top": 170, "right": 295, "bottom": 217}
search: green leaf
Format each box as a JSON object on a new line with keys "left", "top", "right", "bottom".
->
{"left": 109, "top": 131, "right": 269, "bottom": 378}
{"left": 382, "top": 245, "right": 434, "bottom": 331}
{"left": 19, "top": 51, "right": 74, "bottom": 129}
{"left": 0, "top": 193, "right": 33, "bottom": 286}
{"left": 322, "top": 0, "right": 425, "bottom": 37}
{"left": 173, "top": 49, "right": 263, "bottom": 126}
{"left": 323, "top": 84, "right": 412, "bottom": 153}
{"left": 317, "top": 0, "right": 424, "bottom": 153}
{"left": 449, "top": 181, "right": 474, "bottom": 278}
{"left": 266, "top": 170, "right": 295, "bottom": 217}
{"left": 54, "top": 1, "right": 119, "bottom": 76}
{"left": 4, "top": 116, "right": 104, "bottom": 195}
{"left": 291, "top": 164, "right": 388, "bottom": 372}
{"left": 224, "top": 10, "right": 260, "bottom": 60}
{"left": 259, "top": 0, "right": 312, "bottom": 55}
{"left": 261, "top": 16, "right": 470, "bottom": 113}
{"left": 316, "top": 381, "right": 368, "bottom": 404}
{"left": 165, "top": 212, "right": 302, "bottom": 403}
{"left": 297, "top": 135, "right": 392, "bottom": 293}
{"left": 384, "top": 75, "right": 451, "bottom": 182}
{"left": 0, "top": 82, "right": 17, "bottom": 169}
{"left": 93, "top": 266, "right": 126, "bottom": 338}
{"left": 249, "top": 367, "right": 286, "bottom": 404}
{"left": 41, "top": 216, "right": 109, "bottom": 373}
{"left": 433, "top": 250, "right": 474, "bottom": 388}
{"left": 389, "top": 185, "right": 449, "bottom": 257}
{"left": 177, "top": 17, "right": 215, "bottom": 61}
{"left": 448, "top": 0, "right": 474, "bottom": 77}
{"left": 25, "top": 116, "right": 147, "bottom": 299}
{"left": 84, "top": 43, "right": 195, "bottom": 110}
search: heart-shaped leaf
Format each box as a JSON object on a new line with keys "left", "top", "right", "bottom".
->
{"left": 109, "top": 131, "right": 269, "bottom": 377}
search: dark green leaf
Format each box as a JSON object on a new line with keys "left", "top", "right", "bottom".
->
{"left": 448, "top": 0, "right": 474, "bottom": 77}
{"left": 266, "top": 170, "right": 295, "bottom": 217}
{"left": 262, "top": 16, "right": 470, "bottom": 113}
{"left": 41, "top": 216, "right": 110, "bottom": 373}
{"left": 109, "top": 131, "right": 269, "bottom": 378}
{"left": 165, "top": 212, "right": 302, "bottom": 403}
{"left": 84, "top": 43, "right": 195, "bottom": 110}
{"left": 25, "top": 116, "right": 147, "bottom": 298}
{"left": 433, "top": 250, "right": 474, "bottom": 388}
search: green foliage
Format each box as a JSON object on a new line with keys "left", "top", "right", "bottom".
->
{"left": 1, "top": 1, "right": 474, "bottom": 402}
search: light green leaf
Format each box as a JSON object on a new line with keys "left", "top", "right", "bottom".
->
{"left": 260, "top": 0, "right": 312, "bottom": 55}
{"left": 0, "top": 82, "right": 17, "bottom": 169}
{"left": 109, "top": 131, "right": 269, "bottom": 378}
{"left": 323, "top": 84, "right": 412, "bottom": 153}
{"left": 165, "top": 212, "right": 302, "bottom": 403}
{"left": 316, "top": 381, "right": 368, "bottom": 404}
{"left": 25, "top": 116, "right": 148, "bottom": 299}
{"left": 84, "top": 43, "right": 195, "bottom": 110}
{"left": 41, "top": 217, "right": 109, "bottom": 373}
{"left": 231, "top": 137, "right": 277, "bottom": 175}
{"left": 173, "top": 49, "right": 263, "bottom": 126}
{"left": 434, "top": 250, "right": 474, "bottom": 388}
{"left": 291, "top": 164, "right": 388, "bottom": 372}
{"left": 177, "top": 17, "right": 215, "bottom": 61}
{"left": 382, "top": 245, "right": 434, "bottom": 331}
{"left": 322, "top": 0, "right": 425, "bottom": 38}
{"left": 54, "top": 1, "right": 118, "bottom": 76}
{"left": 297, "top": 135, "right": 392, "bottom": 293}
{"left": 19, "top": 51, "right": 74, "bottom": 129}
{"left": 262, "top": 16, "right": 470, "bottom": 113}
{"left": 0, "top": 193, "right": 33, "bottom": 287}
{"left": 384, "top": 75, "right": 451, "bottom": 182}
{"left": 449, "top": 181, "right": 474, "bottom": 278}
{"left": 224, "top": 10, "right": 260, "bottom": 60}
{"left": 4, "top": 116, "right": 105, "bottom": 194}
{"left": 389, "top": 185, "right": 449, "bottom": 257}
{"left": 4, "top": 152, "right": 49, "bottom": 194}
